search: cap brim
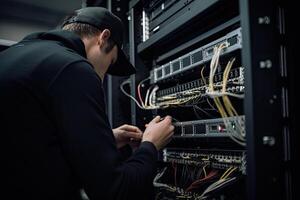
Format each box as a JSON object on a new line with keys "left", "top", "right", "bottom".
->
{"left": 106, "top": 48, "right": 136, "bottom": 76}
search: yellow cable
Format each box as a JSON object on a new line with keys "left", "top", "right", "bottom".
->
{"left": 223, "top": 167, "right": 237, "bottom": 179}
{"left": 214, "top": 97, "right": 227, "bottom": 118}
{"left": 203, "top": 165, "right": 207, "bottom": 177}
{"left": 206, "top": 43, "right": 245, "bottom": 145}
{"left": 224, "top": 96, "right": 238, "bottom": 116}
{"left": 222, "top": 59, "right": 235, "bottom": 117}
{"left": 220, "top": 167, "right": 232, "bottom": 180}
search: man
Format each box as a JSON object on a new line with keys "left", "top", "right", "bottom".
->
{"left": 0, "top": 7, "right": 174, "bottom": 200}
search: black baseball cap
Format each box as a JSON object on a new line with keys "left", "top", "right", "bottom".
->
{"left": 62, "top": 7, "right": 136, "bottom": 76}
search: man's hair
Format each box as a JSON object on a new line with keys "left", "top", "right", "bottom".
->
{"left": 61, "top": 13, "right": 116, "bottom": 53}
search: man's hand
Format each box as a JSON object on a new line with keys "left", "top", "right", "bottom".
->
{"left": 112, "top": 124, "right": 143, "bottom": 149}
{"left": 142, "top": 116, "right": 174, "bottom": 150}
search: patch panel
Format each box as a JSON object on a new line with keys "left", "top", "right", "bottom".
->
{"left": 162, "top": 149, "right": 246, "bottom": 174}
{"left": 153, "top": 67, "right": 244, "bottom": 107}
{"left": 156, "top": 67, "right": 244, "bottom": 97}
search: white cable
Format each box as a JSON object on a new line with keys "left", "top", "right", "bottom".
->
{"left": 137, "top": 76, "right": 152, "bottom": 107}
{"left": 120, "top": 79, "right": 160, "bottom": 110}
{"left": 206, "top": 92, "right": 245, "bottom": 99}
{"left": 199, "top": 177, "right": 237, "bottom": 199}
{"left": 144, "top": 88, "right": 151, "bottom": 107}
{"left": 148, "top": 86, "right": 159, "bottom": 108}
{"left": 153, "top": 167, "right": 176, "bottom": 191}
{"left": 120, "top": 80, "right": 145, "bottom": 109}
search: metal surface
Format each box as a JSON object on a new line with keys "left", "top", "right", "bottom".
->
{"left": 149, "top": 0, "right": 195, "bottom": 32}
{"left": 129, "top": 0, "right": 140, "bottom": 10}
{"left": 137, "top": 0, "right": 220, "bottom": 53}
{"left": 151, "top": 28, "right": 242, "bottom": 83}
{"left": 240, "top": 0, "right": 286, "bottom": 199}
{"left": 129, "top": 8, "right": 137, "bottom": 125}
{"left": 156, "top": 16, "right": 240, "bottom": 63}
{"left": 106, "top": 0, "right": 113, "bottom": 126}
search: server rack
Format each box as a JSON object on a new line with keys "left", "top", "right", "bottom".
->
{"left": 240, "top": 1, "right": 297, "bottom": 199}
{"left": 120, "top": 0, "right": 297, "bottom": 199}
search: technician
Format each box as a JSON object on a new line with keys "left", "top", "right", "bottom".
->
{"left": 0, "top": 7, "right": 174, "bottom": 200}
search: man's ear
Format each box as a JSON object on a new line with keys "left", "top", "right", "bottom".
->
{"left": 98, "top": 29, "right": 111, "bottom": 48}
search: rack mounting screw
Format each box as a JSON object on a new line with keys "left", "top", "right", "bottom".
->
{"left": 269, "top": 95, "right": 277, "bottom": 104}
{"left": 258, "top": 16, "right": 271, "bottom": 24}
{"left": 260, "top": 60, "right": 272, "bottom": 69}
{"left": 263, "top": 136, "right": 275, "bottom": 146}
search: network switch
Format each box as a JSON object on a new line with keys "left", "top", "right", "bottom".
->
{"left": 150, "top": 28, "right": 242, "bottom": 83}
{"left": 148, "top": 0, "right": 178, "bottom": 21}
{"left": 148, "top": 0, "right": 195, "bottom": 35}
{"left": 172, "top": 116, "right": 245, "bottom": 138}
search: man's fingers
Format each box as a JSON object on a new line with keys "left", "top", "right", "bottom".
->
{"left": 119, "top": 124, "right": 141, "bottom": 133}
{"left": 161, "top": 116, "right": 172, "bottom": 124}
{"left": 149, "top": 116, "right": 161, "bottom": 124}
{"left": 145, "top": 115, "right": 174, "bottom": 126}
{"left": 145, "top": 116, "right": 173, "bottom": 128}
{"left": 124, "top": 131, "right": 142, "bottom": 140}
{"left": 169, "top": 124, "right": 175, "bottom": 132}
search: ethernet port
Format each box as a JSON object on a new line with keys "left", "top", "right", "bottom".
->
{"left": 174, "top": 126, "right": 182, "bottom": 136}
{"left": 227, "top": 35, "right": 238, "bottom": 46}
{"left": 183, "top": 125, "right": 193, "bottom": 135}
{"left": 194, "top": 124, "right": 206, "bottom": 134}
{"left": 209, "top": 124, "right": 218, "bottom": 132}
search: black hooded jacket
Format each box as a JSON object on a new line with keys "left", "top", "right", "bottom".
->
{"left": 0, "top": 30, "right": 157, "bottom": 200}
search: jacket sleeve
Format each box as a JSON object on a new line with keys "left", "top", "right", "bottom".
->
{"left": 48, "top": 61, "right": 157, "bottom": 200}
